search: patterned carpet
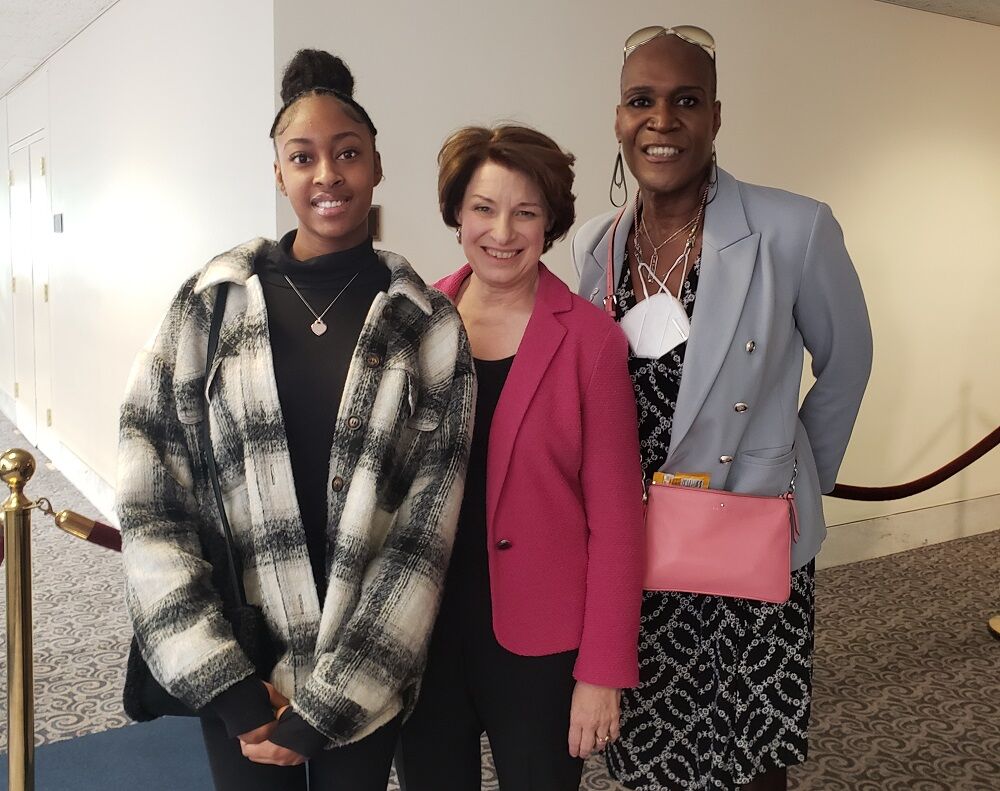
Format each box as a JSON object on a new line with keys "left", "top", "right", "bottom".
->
{"left": 0, "top": 423, "right": 133, "bottom": 750}
{"left": 793, "top": 528, "right": 1000, "bottom": 791}
{"left": 1, "top": 416, "right": 998, "bottom": 789}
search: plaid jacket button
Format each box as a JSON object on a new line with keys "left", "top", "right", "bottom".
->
{"left": 331, "top": 476, "right": 344, "bottom": 492}
{"left": 366, "top": 353, "right": 382, "bottom": 368}
{"left": 347, "top": 416, "right": 361, "bottom": 429}
{"left": 495, "top": 539, "right": 512, "bottom": 550}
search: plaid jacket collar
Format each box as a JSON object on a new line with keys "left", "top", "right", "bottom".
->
{"left": 193, "top": 237, "right": 433, "bottom": 317}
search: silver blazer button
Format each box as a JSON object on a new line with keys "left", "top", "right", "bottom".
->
{"left": 719, "top": 455, "right": 734, "bottom": 464}
{"left": 745, "top": 340, "right": 756, "bottom": 353}
{"left": 734, "top": 402, "right": 749, "bottom": 413}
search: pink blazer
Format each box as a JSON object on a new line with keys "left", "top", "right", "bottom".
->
{"left": 435, "top": 263, "right": 644, "bottom": 688}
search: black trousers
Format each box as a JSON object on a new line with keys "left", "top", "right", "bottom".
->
{"left": 395, "top": 596, "right": 584, "bottom": 791}
{"left": 200, "top": 713, "right": 400, "bottom": 791}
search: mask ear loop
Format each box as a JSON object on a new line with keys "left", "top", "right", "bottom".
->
{"left": 640, "top": 264, "right": 669, "bottom": 297}
{"left": 633, "top": 196, "right": 687, "bottom": 300}
{"left": 637, "top": 266, "right": 653, "bottom": 301}
{"left": 631, "top": 193, "right": 652, "bottom": 303}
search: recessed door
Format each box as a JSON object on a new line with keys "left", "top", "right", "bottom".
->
{"left": 9, "top": 145, "right": 36, "bottom": 445}
{"left": 8, "top": 135, "right": 51, "bottom": 450}
{"left": 28, "top": 139, "right": 53, "bottom": 454}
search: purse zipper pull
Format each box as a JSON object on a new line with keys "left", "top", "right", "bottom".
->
{"left": 786, "top": 494, "right": 800, "bottom": 541}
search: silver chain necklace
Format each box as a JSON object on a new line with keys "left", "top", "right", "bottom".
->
{"left": 633, "top": 182, "right": 710, "bottom": 289}
{"left": 282, "top": 271, "right": 361, "bottom": 336}
{"left": 638, "top": 211, "right": 698, "bottom": 274}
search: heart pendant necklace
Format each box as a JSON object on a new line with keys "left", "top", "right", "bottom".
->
{"left": 283, "top": 270, "right": 361, "bottom": 337}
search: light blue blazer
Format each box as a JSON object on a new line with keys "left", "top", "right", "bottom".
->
{"left": 573, "top": 168, "right": 873, "bottom": 569}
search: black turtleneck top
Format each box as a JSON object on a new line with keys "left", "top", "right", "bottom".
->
{"left": 206, "top": 230, "right": 389, "bottom": 757}
{"left": 258, "top": 230, "right": 389, "bottom": 598}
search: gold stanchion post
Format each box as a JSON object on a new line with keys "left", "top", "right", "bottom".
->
{"left": 2, "top": 448, "right": 37, "bottom": 791}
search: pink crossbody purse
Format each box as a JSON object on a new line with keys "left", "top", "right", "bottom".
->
{"left": 603, "top": 207, "right": 799, "bottom": 604}
{"left": 643, "top": 480, "right": 799, "bottom": 603}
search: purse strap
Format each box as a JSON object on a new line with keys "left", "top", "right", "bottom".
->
{"left": 199, "top": 283, "right": 248, "bottom": 608}
{"left": 603, "top": 205, "right": 628, "bottom": 317}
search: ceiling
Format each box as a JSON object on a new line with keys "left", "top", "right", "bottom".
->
{"left": 2, "top": 0, "right": 1000, "bottom": 99}
{"left": 0, "top": 0, "right": 118, "bottom": 97}
{"left": 875, "top": 0, "right": 1000, "bottom": 25}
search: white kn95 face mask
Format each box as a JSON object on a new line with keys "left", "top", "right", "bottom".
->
{"left": 619, "top": 291, "right": 690, "bottom": 359}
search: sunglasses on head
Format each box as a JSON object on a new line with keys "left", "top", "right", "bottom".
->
{"left": 623, "top": 25, "right": 716, "bottom": 63}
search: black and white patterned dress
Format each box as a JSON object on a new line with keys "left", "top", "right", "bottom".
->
{"left": 607, "top": 253, "right": 815, "bottom": 791}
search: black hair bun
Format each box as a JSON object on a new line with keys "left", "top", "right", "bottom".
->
{"left": 280, "top": 49, "right": 354, "bottom": 103}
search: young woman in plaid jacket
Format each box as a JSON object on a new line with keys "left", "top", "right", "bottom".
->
{"left": 117, "top": 50, "right": 474, "bottom": 790}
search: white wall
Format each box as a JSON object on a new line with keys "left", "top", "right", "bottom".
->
{"left": 0, "top": 0, "right": 278, "bottom": 509}
{"left": 275, "top": 0, "right": 1000, "bottom": 537}
{"left": 2, "top": 0, "right": 996, "bottom": 556}
{"left": 6, "top": 68, "right": 49, "bottom": 144}
{"left": 0, "top": 96, "right": 12, "bottom": 419}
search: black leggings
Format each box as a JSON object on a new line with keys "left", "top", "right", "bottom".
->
{"left": 395, "top": 600, "right": 583, "bottom": 791}
{"left": 200, "top": 713, "right": 400, "bottom": 791}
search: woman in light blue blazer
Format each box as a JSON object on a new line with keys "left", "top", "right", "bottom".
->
{"left": 573, "top": 25, "right": 872, "bottom": 791}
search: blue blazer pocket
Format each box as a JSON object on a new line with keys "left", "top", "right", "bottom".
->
{"left": 728, "top": 446, "right": 795, "bottom": 496}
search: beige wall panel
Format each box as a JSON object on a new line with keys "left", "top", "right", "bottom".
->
{"left": 274, "top": 0, "right": 1000, "bottom": 529}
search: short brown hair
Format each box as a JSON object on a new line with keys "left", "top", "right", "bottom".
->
{"left": 437, "top": 125, "right": 576, "bottom": 253}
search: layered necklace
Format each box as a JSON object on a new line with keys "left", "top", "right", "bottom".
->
{"left": 283, "top": 271, "right": 361, "bottom": 336}
{"left": 632, "top": 181, "right": 710, "bottom": 298}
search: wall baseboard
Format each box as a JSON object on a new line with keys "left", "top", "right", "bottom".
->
{"left": 0, "top": 410, "right": 116, "bottom": 523}
{"left": 40, "top": 440, "right": 117, "bottom": 526}
{"left": 12, "top": 418, "right": 999, "bottom": 569}
{"left": 0, "top": 391, "right": 14, "bottom": 425}
{"left": 818, "top": 494, "right": 1000, "bottom": 569}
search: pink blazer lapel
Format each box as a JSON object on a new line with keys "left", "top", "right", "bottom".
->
{"left": 486, "top": 265, "right": 571, "bottom": 529}
{"left": 433, "top": 263, "right": 573, "bottom": 531}
{"left": 433, "top": 263, "right": 473, "bottom": 300}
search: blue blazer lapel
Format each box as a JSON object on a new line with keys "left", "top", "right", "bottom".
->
{"left": 668, "top": 170, "right": 760, "bottom": 458}
{"left": 486, "top": 266, "right": 569, "bottom": 528}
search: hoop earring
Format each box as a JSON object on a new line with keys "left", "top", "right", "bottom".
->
{"left": 455, "top": 226, "right": 462, "bottom": 244}
{"left": 610, "top": 145, "right": 628, "bottom": 208}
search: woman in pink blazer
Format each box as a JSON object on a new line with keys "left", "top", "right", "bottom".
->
{"left": 394, "top": 125, "right": 645, "bottom": 790}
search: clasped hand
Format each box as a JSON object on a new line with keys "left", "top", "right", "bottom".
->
{"left": 240, "top": 680, "right": 621, "bottom": 764}
{"left": 238, "top": 681, "right": 307, "bottom": 766}
{"left": 567, "top": 681, "right": 621, "bottom": 759}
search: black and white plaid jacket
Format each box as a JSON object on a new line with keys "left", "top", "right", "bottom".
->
{"left": 118, "top": 238, "right": 474, "bottom": 745}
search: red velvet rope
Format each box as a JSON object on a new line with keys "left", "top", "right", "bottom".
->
{"left": 0, "top": 518, "right": 121, "bottom": 563}
{"left": 1, "top": 425, "right": 998, "bottom": 566}
{"left": 829, "top": 425, "right": 1000, "bottom": 501}
{"left": 87, "top": 521, "right": 123, "bottom": 552}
